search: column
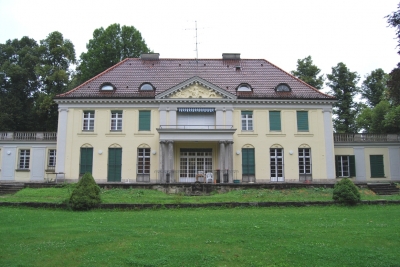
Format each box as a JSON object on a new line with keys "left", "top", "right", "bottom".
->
{"left": 159, "top": 141, "right": 166, "bottom": 182}
{"left": 168, "top": 140, "right": 174, "bottom": 181}
{"left": 169, "top": 108, "right": 177, "bottom": 126}
{"left": 226, "top": 141, "right": 234, "bottom": 182}
{"left": 215, "top": 107, "right": 224, "bottom": 128}
{"left": 219, "top": 141, "right": 225, "bottom": 183}
{"left": 56, "top": 107, "right": 68, "bottom": 180}
{"left": 322, "top": 108, "right": 335, "bottom": 179}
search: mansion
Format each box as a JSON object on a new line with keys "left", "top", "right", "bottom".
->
{"left": 1, "top": 54, "right": 399, "bottom": 183}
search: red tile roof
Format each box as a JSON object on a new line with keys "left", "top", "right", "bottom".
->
{"left": 56, "top": 58, "right": 335, "bottom": 100}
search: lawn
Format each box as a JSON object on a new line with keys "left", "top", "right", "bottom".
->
{"left": 0, "top": 205, "right": 399, "bottom": 266}
{"left": 1, "top": 186, "right": 400, "bottom": 204}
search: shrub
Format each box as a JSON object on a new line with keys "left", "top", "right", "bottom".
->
{"left": 69, "top": 172, "right": 101, "bottom": 210}
{"left": 332, "top": 178, "right": 361, "bottom": 205}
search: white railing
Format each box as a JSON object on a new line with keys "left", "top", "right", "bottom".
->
{"left": 334, "top": 133, "right": 400, "bottom": 142}
{"left": 158, "top": 125, "right": 234, "bottom": 130}
{"left": 0, "top": 132, "right": 57, "bottom": 141}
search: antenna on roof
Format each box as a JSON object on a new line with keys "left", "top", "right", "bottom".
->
{"left": 185, "top": 21, "right": 200, "bottom": 62}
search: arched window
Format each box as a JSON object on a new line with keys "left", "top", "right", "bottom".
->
{"left": 139, "top": 83, "right": 155, "bottom": 91}
{"left": 237, "top": 83, "right": 252, "bottom": 92}
{"left": 275, "top": 83, "right": 291, "bottom": 92}
{"left": 99, "top": 83, "right": 116, "bottom": 91}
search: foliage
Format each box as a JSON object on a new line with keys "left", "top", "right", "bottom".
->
{"left": 332, "top": 178, "right": 361, "bottom": 205}
{"left": 69, "top": 172, "right": 101, "bottom": 210}
{"left": 360, "top": 68, "right": 388, "bottom": 107}
{"left": 291, "top": 55, "right": 325, "bottom": 89}
{"left": 76, "top": 23, "right": 151, "bottom": 83}
{"left": 1, "top": 206, "right": 400, "bottom": 266}
{"left": 0, "top": 32, "right": 75, "bottom": 131}
{"left": 356, "top": 100, "right": 400, "bottom": 133}
{"left": 386, "top": 5, "right": 400, "bottom": 107}
{"left": 3, "top": 187, "right": 399, "bottom": 204}
{"left": 326, "top": 62, "right": 360, "bottom": 133}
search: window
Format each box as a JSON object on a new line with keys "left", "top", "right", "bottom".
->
{"left": 48, "top": 149, "right": 56, "bottom": 169}
{"left": 19, "top": 149, "right": 30, "bottom": 169}
{"left": 137, "top": 148, "right": 150, "bottom": 182}
{"left": 276, "top": 83, "right": 291, "bottom": 92}
{"left": 140, "top": 83, "right": 154, "bottom": 91}
{"left": 335, "top": 155, "right": 356, "bottom": 177}
{"left": 237, "top": 84, "right": 252, "bottom": 92}
{"left": 241, "top": 111, "right": 253, "bottom": 131}
{"left": 139, "top": 110, "right": 151, "bottom": 131}
{"left": 111, "top": 111, "right": 123, "bottom": 131}
{"left": 242, "top": 148, "right": 255, "bottom": 182}
{"left": 270, "top": 148, "right": 284, "bottom": 181}
{"left": 100, "top": 83, "right": 115, "bottom": 91}
{"left": 370, "top": 155, "right": 384, "bottom": 178}
{"left": 297, "top": 111, "right": 309, "bottom": 131}
{"left": 79, "top": 147, "right": 93, "bottom": 175}
{"left": 83, "top": 111, "right": 95, "bottom": 131}
{"left": 269, "top": 111, "right": 281, "bottom": 131}
{"left": 298, "top": 148, "right": 311, "bottom": 175}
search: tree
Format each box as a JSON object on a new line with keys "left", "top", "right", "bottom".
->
{"left": 291, "top": 56, "right": 324, "bottom": 89}
{"left": 77, "top": 23, "right": 151, "bottom": 83}
{"left": 35, "top": 31, "right": 76, "bottom": 131}
{"left": 326, "top": 62, "right": 360, "bottom": 133}
{"left": 0, "top": 37, "right": 41, "bottom": 131}
{"left": 360, "top": 69, "right": 388, "bottom": 107}
{"left": 386, "top": 5, "right": 400, "bottom": 106}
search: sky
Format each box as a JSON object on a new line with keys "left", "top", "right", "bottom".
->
{"left": 0, "top": 0, "right": 399, "bottom": 91}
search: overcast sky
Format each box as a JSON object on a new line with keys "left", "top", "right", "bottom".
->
{"left": 0, "top": 0, "right": 399, "bottom": 90}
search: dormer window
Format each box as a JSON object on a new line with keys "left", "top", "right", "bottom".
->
{"left": 140, "top": 83, "right": 154, "bottom": 91}
{"left": 237, "top": 83, "right": 252, "bottom": 92}
{"left": 100, "top": 83, "right": 115, "bottom": 92}
{"left": 276, "top": 83, "right": 291, "bottom": 92}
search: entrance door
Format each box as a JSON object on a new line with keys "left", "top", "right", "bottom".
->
{"left": 270, "top": 148, "right": 284, "bottom": 182}
{"left": 179, "top": 149, "right": 212, "bottom": 182}
{"left": 108, "top": 148, "right": 122, "bottom": 182}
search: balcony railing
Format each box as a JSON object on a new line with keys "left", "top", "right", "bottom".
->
{"left": 334, "top": 133, "right": 400, "bottom": 143}
{"left": 158, "top": 125, "right": 234, "bottom": 130}
{"left": 0, "top": 132, "right": 57, "bottom": 141}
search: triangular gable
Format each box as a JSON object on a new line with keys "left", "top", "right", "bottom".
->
{"left": 156, "top": 76, "right": 236, "bottom": 100}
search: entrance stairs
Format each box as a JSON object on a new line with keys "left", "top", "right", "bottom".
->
{"left": 368, "top": 183, "right": 400, "bottom": 195}
{"left": 0, "top": 183, "right": 25, "bottom": 195}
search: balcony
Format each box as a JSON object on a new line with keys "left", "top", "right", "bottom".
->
{"left": 0, "top": 132, "right": 57, "bottom": 141}
{"left": 157, "top": 125, "right": 236, "bottom": 141}
{"left": 334, "top": 133, "right": 400, "bottom": 143}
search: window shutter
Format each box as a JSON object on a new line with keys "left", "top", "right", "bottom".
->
{"left": 335, "top": 156, "right": 341, "bottom": 178}
{"left": 297, "top": 111, "right": 309, "bottom": 131}
{"left": 370, "top": 155, "right": 384, "bottom": 178}
{"left": 242, "top": 148, "right": 255, "bottom": 175}
{"left": 269, "top": 111, "right": 281, "bottom": 131}
{"left": 241, "top": 111, "right": 253, "bottom": 115}
{"left": 80, "top": 148, "right": 93, "bottom": 175}
{"left": 108, "top": 148, "right": 122, "bottom": 182}
{"left": 139, "top": 111, "right": 151, "bottom": 131}
{"left": 349, "top": 155, "right": 356, "bottom": 177}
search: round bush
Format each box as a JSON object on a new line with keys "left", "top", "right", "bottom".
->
{"left": 69, "top": 172, "right": 101, "bottom": 210}
{"left": 332, "top": 178, "right": 361, "bottom": 205}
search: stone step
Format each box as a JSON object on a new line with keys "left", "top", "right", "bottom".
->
{"left": 368, "top": 183, "right": 400, "bottom": 195}
{"left": 0, "top": 184, "right": 25, "bottom": 195}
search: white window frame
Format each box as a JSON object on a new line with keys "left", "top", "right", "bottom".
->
{"left": 48, "top": 149, "right": 56, "bottom": 168}
{"left": 337, "top": 156, "right": 350, "bottom": 177}
{"left": 241, "top": 112, "right": 253, "bottom": 131}
{"left": 19, "top": 149, "right": 30, "bottom": 169}
{"left": 298, "top": 148, "right": 311, "bottom": 175}
{"left": 111, "top": 111, "right": 123, "bottom": 131}
{"left": 137, "top": 148, "right": 150, "bottom": 175}
{"left": 270, "top": 148, "right": 284, "bottom": 181}
{"left": 82, "top": 111, "right": 95, "bottom": 131}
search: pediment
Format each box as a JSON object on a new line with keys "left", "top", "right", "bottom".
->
{"left": 156, "top": 76, "right": 236, "bottom": 100}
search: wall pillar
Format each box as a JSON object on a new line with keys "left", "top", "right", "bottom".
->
{"left": 322, "top": 108, "right": 335, "bottom": 179}
{"left": 56, "top": 107, "right": 68, "bottom": 180}
{"left": 168, "top": 140, "right": 174, "bottom": 181}
{"left": 219, "top": 141, "right": 225, "bottom": 182}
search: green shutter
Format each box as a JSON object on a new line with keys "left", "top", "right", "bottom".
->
{"left": 241, "top": 111, "right": 253, "bottom": 115}
{"left": 349, "top": 155, "right": 356, "bottom": 177}
{"left": 335, "top": 156, "right": 341, "bottom": 178}
{"left": 269, "top": 111, "right": 281, "bottom": 131}
{"left": 370, "top": 155, "right": 384, "bottom": 178}
{"left": 242, "top": 148, "right": 255, "bottom": 175}
{"left": 139, "top": 111, "right": 151, "bottom": 131}
{"left": 297, "top": 111, "right": 309, "bottom": 131}
{"left": 108, "top": 148, "right": 122, "bottom": 182}
{"left": 80, "top": 148, "right": 93, "bottom": 175}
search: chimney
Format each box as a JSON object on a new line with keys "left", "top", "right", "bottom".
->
{"left": 140, "top": 53, "right": 160, "bottom": 60}
{"left": 222, "top": 53, "right": 240, "bottom": 60}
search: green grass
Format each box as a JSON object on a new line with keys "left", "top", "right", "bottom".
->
{"left": 0, "top": 205, "right": 399, "bottom": 266}
{"left": 1, "top": 186, "right": 399, "bottom": 204}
